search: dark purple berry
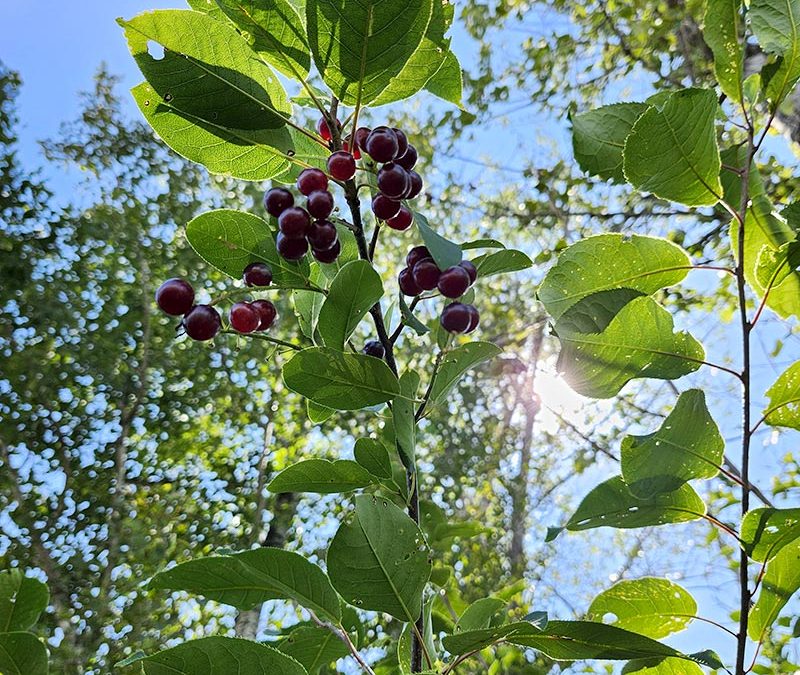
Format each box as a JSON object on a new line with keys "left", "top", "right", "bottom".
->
{"left": 307, "top": 190, "right": 334, "bottom": 219}
{"left": 230, "top": 302, "right": 260, "bottom": 333}
{"left": 263, "top": 187, "right": 294, "bottom": 217}
{"left": 466, "top": 304, "right": 480, "bottom": 333}
{"left": 406, "top": 171, "right": 423, "bottom": 199}
{"left": 243, "top": 262, "right": 273, "bottom": 287}
{"left": 183, "top": 304, "right": 221, "bottom": 341}
{"left": 412, "top": 259, "right": 441, "bottom": 291}
{"left": 396, "top": 145, "right": 418, "bottom": 171}
{"left": 365, "top": 126, "right": 399, "bottom": 162}
{"left": 327, "top": 151, "right": 356, "bottom": 181}
{"left": 372, "top": 194, "right": 401, "bottom": 220}
{"left": 307, "top": 220, "right": 338, "bottom": 251}
{"left": 278, "top": 206, "right": 311, "bottom": 239}
{"left": 440, "top": 302, "right": 471, "bottom": 334}
{"left": 297, "top": 168, "right": 328, "bottom": 196}
{"left": 377, "top": 162, "right": 410, "bottom": 199}
{"left": 363, "top": 340, "right": 385, "bottom": 359}
{"left": 399, "top": 268, "right": 422, "bottom": 296}
{"left": 313, "top": 239, "right": 341, "bottom": 263}
{"left": 354, "top": 126, "right": 371, "bottom": 152}
{"left": 392, "top": 128, "right": 409, "bottom": 157}
{"left": 277, "top": 232, "right": 309, "bottom": 260}
{"left": 156, "top": 278, "right": 195, "bottom": 316}
{"left": 459, "top": 260, "right": 478, "bottom": 285}
{"left": 251, "top": 299, "right": 277, "bottom": 330}
{"left": 386, "top": 206, "right": 413, "bottom": 231}
{"left": 406, "top": 246, "right": 430, "bottom": 269}
{"left": 437, "top": 265, "right": 471, "bottom": 298}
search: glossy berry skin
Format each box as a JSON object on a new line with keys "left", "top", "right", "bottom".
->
{"left": 377, "top": 162, "right": 410, "bottom": 199}
{"left": 365, "top": 126, "right": 399, "bottom": 162}
{"left": 386, "top": 206, "right": 413, "bottom": 231}
{"left": 243, "top": 262, "right": 273, "bottom": 287}
{"left": 459, "top": 259, "right": 478, "bottom": 285}
{"left": 230, "top": 302, "right": 260, "bottom": 333}
{"left": 327, "top": 151, "right": 356, "bottom": 181}
{"left": 396, "top": 144, "right": 418, "bottom": 171}
{"left": 156, "top": 278, "right": 195, "bottom": 316}
{"left": 316, "top": 117, "right": 339, "bottom": 141}
{"left": 363, "top": 340, "right": 385, "bottom": 359}
{"left": 465, "top": 304, "right": 480, "bottom": 333}
{"left": 307, "top": 220, "right": 338, "bottom": 251}
{"left": 278, "top": 206, "right": 311, "bottom": 238}
{"left": 372, "top": 194, "right": 401, "bottom": 220}
{"left": 392, "top": 128, "right": 409, "bottom": 157}
{"left": 398, "top": 267, "right": 422, "bottom": 296}
{"left": 251, "top": 299, "right": 277, "bottom": 330}
{"left": 277, "top": 232, "right": 309, "bottom": 260}
{"left": 354, "top": 126, "right": 371, "bottom": 152}
{"left": 437, "top": 265, "right": 471, "bottom": 298}
{"left": 183, "top": 304, "right": 221, "bottom": 341}
{"left": 406, "top": 246, "right": 430, "bottom": 269}
{"left": 343, "top": 137, "right": 361, "bottom": 160}
{"left": 440, "top": 302, "right": 472, "bottom": 334}
{"left": 263, "top": 187, "right": 294, "bottom": 217}
{"left": 412, "top": 258, "right": 441, "bottom": 291}
{"left": 297, "top": 168, "right": 328, "bottom": 195}
{"left": 312, "top": 238, "right": 341, "bottom": 263}
{"left": 406, "top": 171, "right": 423, "bottom": 199}
{"left": 306, "top": 190, "right": 334, "bottom": 219}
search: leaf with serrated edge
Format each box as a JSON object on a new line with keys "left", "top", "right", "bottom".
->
{"left": 763, "top": 361, "right": 800, "bottom": 430}
{"left": 749, "top": 537, "right": 800, "bottom": 640}
{"left": 703, "top": 0, "right": 745, "bottom": 102}
{"left": 430, "top": 342, "right": 502, "bottom": 404}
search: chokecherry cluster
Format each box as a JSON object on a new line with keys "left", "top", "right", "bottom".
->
{"left": 398, "top": 246, "right": 480, "bottom": 334}
{"left": 155, "top": 262, "right": 277, "bottom": 341}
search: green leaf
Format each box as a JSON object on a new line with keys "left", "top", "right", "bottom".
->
{"left": 749, "top": 537, "right": 800, "bottom": 640}
{"left": 277, "top": 625, "right": 349, "bottom": 672}
{"left": 623, "top": 88, "right": 722, "bottom": 206}
{"left": 0, "top": 632, "right": 48, "bottom": 675}
{"left": 318, "top": 222, "right": 359, "bottom": 281}
{"left": 283, "top": 347, "right": 401, "bottom": 410}
{"left": 293, "top": 266, "right": 325, "bottom": 339}
{"left": 751, "top": 0, "right": 800, "bottom": 105}
{"left": 565, "top": 476, "right": 706, "bottom": 533}
{"left": 131, "top": 637, "right": 307, "bottom": 675}
{"left": 423, "top": 49, "right": 463, "bottom": 106}
{"left": 306, "top": 400, "right": 334, "bottom": 423}
{"left": 306, "top": 0, "right": 433, "bottom": 105}
{"left": 443, "top": 619, "right": 548, "bottom": 655}
{"left": 327, "top": 495, "right": 431, "bottom": 622}
{"left": 393, "top": 371, "right": 419, "bottom": 467}
{"left": 587, "top": 578, "right": 697, "bottom": 639}
{"left": 555, "top": 295, "right": 705, "bottom": 399}
{"left": 538, "top": 233, "right": 691, "bottom": 321}
{"left": 215, "top": 0, "right": 311, "bottom": 79}
{"left": 763, "top": 361, "right": 800, "bottom": 430}
{"left": 0, "top": 571, "right": 49, "bottom": 632}
{"left": 742, "top": 507, "right": 800, "bottom": 562}
{"left": 461, "top": 238, "right": 506, "bottom": 250}
{"left": 354, "top": 438, "right": 393, "bottom": 479}
{"left": 399, "top": 293, "right": 429, "bottom": 336}
{"left": 455, "top": 598, "right": 506, "bottom": 632}
{"left": 703, "top": 0, "right": 745, "bottom": 102}
{"left": 430, "top": 342, "right": 502, "bottom": 404}
{"left": 473, "top": 249, "right": 532, "bottom": 277}
{"left": 149, "top": 548, "right": 341, "bottom": 622}
{"left": 755, "top": 239, "right": 800, "bottom": 289}
{"left": 186, "top": 210, "right": 311, "bottom": 285}
{"left": 119, "top": 10, "right": 291, "bottom": 129}
{"left": 621, "top": 389, "right": 724, "bottom": 497}
{"left": 268, "top": 459, "right": 374, "bottom": 494}
{"left": 570, "top": 103, "right": 648, "bottom": 182}
{"left": 415, "top": 212, "right": 462, "bottom": 270}
{"left": 623, "top": 658, "right": 704, "bottom": 674}
{"left": 317, "top": 261, "right": 383, "bottom": 351}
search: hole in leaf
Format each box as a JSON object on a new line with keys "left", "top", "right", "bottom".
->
{"left": 146, "top": 41, "right": 165, "bottom": 61}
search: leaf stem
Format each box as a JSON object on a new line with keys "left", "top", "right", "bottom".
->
{"left": 220, "top": 329, "right": 302, "bottom": 351}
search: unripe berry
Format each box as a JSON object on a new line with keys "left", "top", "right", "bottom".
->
{"left": 243, "top": 262, "right": 273, "bottom": 287}
{"left": 278, "top": 206, "right": 311, "bottom": 239}
{"left": 406, "top": 171, "right": 423, "bottom": 199}
{"left": 372, "top": 194, "right": 401, "bottom": 220}
{"left": 377, "top": 162, "right": 410, "bottom": 199}
{"left": 263, "top": 187, "right": 293, "bottom": 217}
{"left": 406, "top": 246, "right": 430, "bottom": 269}
{"left": 459, "top": 259, "right": 478, "bottom": 285}
{"left": 365, "top": 126, "right": 399, "bottom": 162}
{"left": 327, "top": 151, "right": 357, "bottom": 181}
{"left": 156, "top": 278, "right": 194, "bottom": 316}
{"left": 396, "top": 144, "right": 418, "bottom": 171}
{"left": 440, "top": 302, "right": 471, "bottom": 334}
{"left": 317, "top": 116, "right": 339, "bottom": 142}
{"left": 312, "top": 238, "right": 341, "bottom": 263}
{"left": 412, "top": 259, "right": 441, "bottom": 291}
{"left": 437, "top": 265, "right": 471, "bottom": 298}
{"left": 277, "top": 232, "right": 309, "bottom": 260}
{"left": 307, "top": 190, "right": 334, "bottom": 219}
{"left": 251, "top": 299, "right": 277, "bottom": 330}
{"left": 307, "top": 220, "right": 338, "bottom": 251}
{"left": 230, "top": 302, "right": 260, "bottom": 333}
{"left": 363, "top": 340, "right": 385, "bottom": 359}
{"left": 183, "top": 304, "right": 221, "bottom": 341}
{"left": 398, "top": 268, "right": 422, "bottom": 296}
{"left": 297, "top": 168, "right": 328, "bottom": 195}
{"left": 386, "top": 206, "right": 413, "bottom": 231}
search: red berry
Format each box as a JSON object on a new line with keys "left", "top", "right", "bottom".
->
{"left": 354, "top": 127, "right": 371, "bottom": 152}
{"left": 156, "top": 278, "right": 195, "bottom": 316}
{"left": 278, "top": 206, "right": 311, "bottom": 238}
{"left": 440, "top": 302, "right": 471, "bottom": 334}
{"left": 386, "top": 206, "right": 413, "bottom": 231}
{"left": 307, "top": 220, "right": 338, "bottom": 250}
{"left": 377, "top": 162, "right": 410, "bottom": 199}
{"left": 398, "top": 268, "right": 422, "bottom": 296}
{"left": 230, "top": 302, "right": 260, "bottom": 333}
{"left": 243, "top": 262, "right": 273, "bottom": 287}
{"left": 327, "top": 151, "right": 357, "bottom": 181}
{"left": 251, "top": 299, "right": 277, "bottom": 330}
{"left": 465, "top": 304, "right": 480, "bottom": 333}
{"left": 365, "top": 126, "right": 399, "bottom": 162}
{"left": 392, "top": 128, "right": 409, "bottom": 157}
{"left": 343, "top": 136, "right": 361, "bottom": 160}
{"left": 406, "top": 246, "right": 430, "bottom": 269}
{"left": 459, "top": 259, "right": 478, "bottom": 285}
{"left": 297, "top": 168, "right": 328, "bottom": 195}
{"left": 396, "top": 145, "right": 418, "bottom": 171}
{"left": 363, "top": 340, "right": 385, "bottom": 358}
{"left": 313, "top": 238, "right": 341, "bottom": 263}
{"left": 307, "top": 190, "right": 334, "bottom": 219}
{"left": 263, "top": 187, "right": 294, "bottom": 217}
{"left": 183, "top": 304, "right": 221, "bottom": 341}
{"left": 372, "top": 194, "right": 401, "bottom": 220}
{"left": 437, "top": 265, "right": 471, "bottom": 298}
{"left": 412, "top": 259, "right": 441, "bottom": 291}
{"left": 317, "top": 117, "right": 339, "bottom": 142}
{"left": 277, "top": 232, "right": 309, "bottom": 260}
{"left": 406, "top": 171, "right": 423, "bottom": 199}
